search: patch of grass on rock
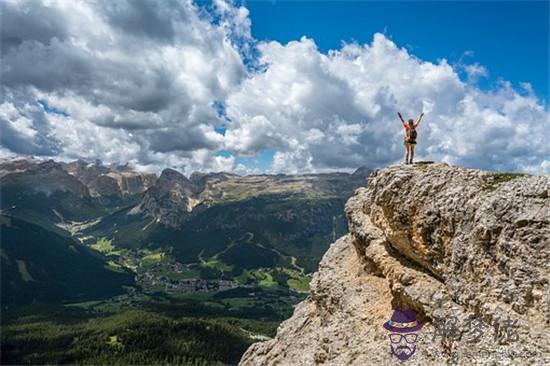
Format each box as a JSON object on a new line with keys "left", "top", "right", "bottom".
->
{"left": 483, "top": 172, "right": 527, "bottom": 192}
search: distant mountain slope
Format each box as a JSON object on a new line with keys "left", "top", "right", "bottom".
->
{"left": 130, "top": 168, "right": 369, "bottom": 228}
{"left": 0, "top": 215, "right": 134, "bottom": 306}
{"left": 0, "top": 160, "right": 101, "bottom": 232}
{"left": 61, "top": 159, "right": 156, "bottom": 197}
{"left": 132, "top": 168, "right": 198, "bottom": 227}
{"left": 0, "top": 158, "right": 152, "bottom": 232}
{"left": 84, "top": 167, "right": 370, "bottom": 273}
{"left": 1, "top": 157, "right": 371, "bottom": 296}
{"left": 85, "top": 194, "right": 348, "bottom": 273}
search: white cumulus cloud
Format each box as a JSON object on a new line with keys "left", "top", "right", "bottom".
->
{"left": 0, "top": 1, "right": 547, "bottom": 175}
{"left": 0, "top": 0, "right": 247, "bottom": 174}
{"left": 223, "top": 33, "right": 549, "bottom": 174}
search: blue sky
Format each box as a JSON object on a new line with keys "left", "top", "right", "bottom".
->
{"left": 2, "top": 0, "right": 548, "bottom": 174}
{"left": 224, "top": 0, "right": 549, "bottom": 172}
{"left": 245, "top": 0, "right": 549, "bottom": 103}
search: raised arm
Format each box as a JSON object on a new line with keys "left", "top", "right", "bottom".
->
{"left": 415, "top": 112, "right": 424, "bottom": 127}
{"left": 397, "top": 112, "right": 405, "bottom": 124}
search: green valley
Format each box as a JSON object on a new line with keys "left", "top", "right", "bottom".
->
{"left": 0, "top": 158, "right": 369, "bottom": 365}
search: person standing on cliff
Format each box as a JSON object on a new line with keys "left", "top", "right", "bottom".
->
{"left": 397, "top": 112, "right": 424, "bottom": 164}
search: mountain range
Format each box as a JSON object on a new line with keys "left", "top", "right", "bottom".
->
{"left": 0, "top": 157, "right": 370, "bottom": 306}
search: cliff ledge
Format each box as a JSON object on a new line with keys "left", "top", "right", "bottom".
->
{"left": 239, "top": 163, "right": 549, "bottom": 365}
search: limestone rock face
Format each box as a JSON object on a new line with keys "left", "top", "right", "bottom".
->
{"left": 0, "top": 159, "right": 90, "bottom": 198}
{"left": 113, "top": 171, "right": 157, "bottom": 195}
{"left": 62, "top": 159, "right": 156, "bottom": 197}
{"left": 132, "top": 168, "right": 371, "bottom": 229}
{"left": 133, "top": 168, "right": 197, "bottom": 227}
{"left": 239, "top": 163, "right": 550, "bottom": 365}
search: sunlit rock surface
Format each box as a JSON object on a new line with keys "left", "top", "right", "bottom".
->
{"left": 240, "top": 163, "right": 550, "bottom": 365}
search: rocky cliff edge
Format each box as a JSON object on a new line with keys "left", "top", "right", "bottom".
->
{"left": 239, "top": 163, "right": 550, "bottom": 365}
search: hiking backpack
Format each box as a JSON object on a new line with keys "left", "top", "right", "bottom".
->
{"left": 409, "top": 128, "right": 417, "bottom": 142}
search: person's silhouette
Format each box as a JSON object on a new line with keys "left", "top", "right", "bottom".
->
{"left": 397, "top": 112, "right": 424, "bottom": 164}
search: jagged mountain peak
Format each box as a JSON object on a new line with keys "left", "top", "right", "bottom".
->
{"left": 132, "top": 165, "right": 375, "bottom": 228}
{"left": 133, "top": 168, "right": 197, "bottom": 227}
{"left": 154, "top": 168, "right": 190, "bottom": 186}
{"left": 159, "top": 167, "right": 186, "bottom": 178}
{"left": 155, "top": 168, "right": 193, "bottom": 192}
{"left": 351, "top": 165, "right": 372, "bottom": 178}
{"left": 0, "top": 158, "right": 89, "bottom": 198}
{"left": 61, "top": 159, "right": 156, "bottom": 197}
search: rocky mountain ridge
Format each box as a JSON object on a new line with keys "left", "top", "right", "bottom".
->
{"left": 0, "top": 159, "right": 90, "bottom": 198}
{"left": 61, "top": 159, "right": 157, "bottom": 197}
{"left": 131, "top": 167, "right": 371, "bottom": 228}
{"left": 0, "top": 158, "right": 156, "bottom": 199}
{"left": 240, "top": 163, "right": 550, "bottom": 365}
{"left": 131, "top": 168, "right": 199, "bottom": 227}
{"left": 0, "top": 157, "right": 372, "bottom": 236}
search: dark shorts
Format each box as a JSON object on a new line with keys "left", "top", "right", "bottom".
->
{"left": 404, "top": 140, "right": 417, "bottom": 145}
